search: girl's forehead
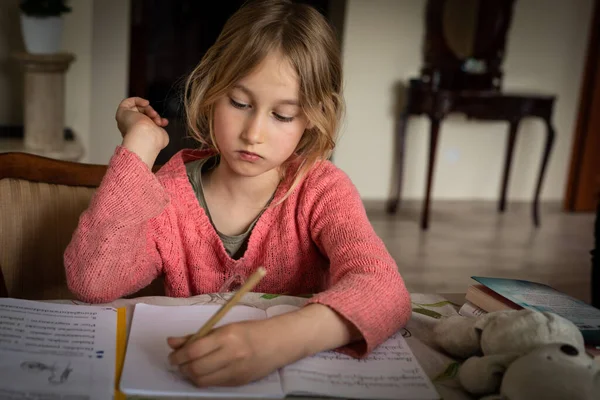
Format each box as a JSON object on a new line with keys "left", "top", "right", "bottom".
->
{"left": 236, "top": 51, "right": 299, "bottom": 95}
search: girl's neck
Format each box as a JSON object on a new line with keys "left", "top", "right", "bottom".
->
{"left": 204, "top": 161, "right": 281, "bottom": 207}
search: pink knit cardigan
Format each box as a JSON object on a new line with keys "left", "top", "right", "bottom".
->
{"left": 64, "top": 146, "right": 411, "bottom": 355}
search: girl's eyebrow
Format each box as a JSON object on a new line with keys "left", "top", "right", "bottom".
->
{"left": 232, "top": 84, "right": 299, "bottom": 106}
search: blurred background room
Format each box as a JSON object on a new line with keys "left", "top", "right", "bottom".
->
{"left": 0, "top": 0, "right": 598, "bottom": 305}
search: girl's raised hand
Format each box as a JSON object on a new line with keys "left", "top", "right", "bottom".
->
{"left": 115, "top": 97, "right": 170, "bottom": 168}
{"left": 115, "top": 97, "right": 169, "bottom": 136}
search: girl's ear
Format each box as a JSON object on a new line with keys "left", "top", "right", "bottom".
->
{"left": 306, "top": 120, "right": 315, "bottom": 130}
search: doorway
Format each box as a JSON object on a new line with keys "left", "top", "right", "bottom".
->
{"left": 565, "top": 0, "right": 600, "bottom": 212}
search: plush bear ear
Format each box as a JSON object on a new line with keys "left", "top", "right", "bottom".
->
{"left": 473, "top": 310, "right": 516, "bottom": 334}
{"left": 432, "top": 316, "right": 482, "bottom": 359}
{"left": 458, "top": 353, "right": 520, "bottom": 396}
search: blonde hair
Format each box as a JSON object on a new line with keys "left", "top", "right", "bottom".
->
{"left": 184, "top": 0, "right": 344, "bottom": 201}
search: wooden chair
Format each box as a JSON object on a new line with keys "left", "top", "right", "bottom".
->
{"left": 0, "top": 152, "right": 164, "bottom": 300}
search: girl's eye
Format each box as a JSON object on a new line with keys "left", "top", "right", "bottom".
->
{"left": 230, "top": 97, "right": 293, "bottom": 122}
{"left": 273, "top": 113, "right": 294, "bottom": 123}
{"left": 230, "top": 98, "right": 250, "bottom": 109}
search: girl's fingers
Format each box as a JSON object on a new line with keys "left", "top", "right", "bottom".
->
{"left": 167, "top": 336, "right": 189, "bottom": 350}
{"left": 179, "top": 350, "right": 231, "bottom": 381}
{"left": 168, "top": 336, "right": 220, "bottom": 365}
{"left": 186, "top": 363, "right": 244, "bottom": 388}
{"left": 117, "top": 97, "right": 166, "bottom": 126}
{"left": 140, "top": 105, "right": 156, "bottom": 116}
{"left": 137, "top": 106, "right": 166, "bottom": 126}
{"left": 141, "top": 107, "right": 167, "bottom": 125}
{"left": 132, "top": 97, "right": 150, "bottom": 107}
{"left": 127, "top": 97, "right": 150, "bottom": 107}
{"left": 119, "top": 97, "right": 149, "bottom": 110}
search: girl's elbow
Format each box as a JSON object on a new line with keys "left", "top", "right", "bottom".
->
{"left": 65, "top": 263, "right": 119, "bottom": 304}
{"left": 67, "top": 279, "right": 119, "bottom": 304}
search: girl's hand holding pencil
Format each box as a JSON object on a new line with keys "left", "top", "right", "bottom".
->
{"left": 165, "top": 267, "right": 281, "bottom": 387}
{"left": 165, "top": 267, "right": 361, "bottom": 388}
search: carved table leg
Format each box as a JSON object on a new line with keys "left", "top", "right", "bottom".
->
{"left": 499, "top": 120, "right": 520, "bottom": 212}
{"left": 532, "top": 119, "right": 555, "bottom": 227}
{"left": 421, "top": 117, "right": 441, "bottom": 230}
{"left": 387, "top": 108, "right": 410, "bottom": 214}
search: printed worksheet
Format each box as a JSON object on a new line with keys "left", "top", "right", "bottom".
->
{"left": 268, "top": 305, "right": 440, "bottom": 400}
{"left": 0, "top": 298, "right": 117, "bottom": 400}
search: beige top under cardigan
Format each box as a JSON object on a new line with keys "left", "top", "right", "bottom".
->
{"left": 185, "top": 157, "right": 271, "bottom": 260}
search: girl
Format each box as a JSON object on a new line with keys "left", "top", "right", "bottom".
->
{"left": 65, "top": 0, "right": 411, "bottom": 388}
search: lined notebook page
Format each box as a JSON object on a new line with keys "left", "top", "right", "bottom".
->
{"left": 266, "top": 305, "right": 440, "bottom": 400}
{"left": 120, "top": 304, "right": 284, "bottom": 398}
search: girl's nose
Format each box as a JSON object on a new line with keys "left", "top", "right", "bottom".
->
{"left": 241, "top": 113, "right": 266, "bottom": 144}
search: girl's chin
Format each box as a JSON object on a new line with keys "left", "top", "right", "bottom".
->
{"left": 220, "top": 157, "right": 277, "bottom": 179}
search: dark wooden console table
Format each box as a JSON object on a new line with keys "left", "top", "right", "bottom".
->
{"left": 387, "top": 80, "right": 556, "bottom": 230}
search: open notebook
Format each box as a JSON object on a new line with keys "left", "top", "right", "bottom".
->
{"left": 120, "top": 303, "right": 440, "bottom": 399}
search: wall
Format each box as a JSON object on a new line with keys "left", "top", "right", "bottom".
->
{"left": 336, "top": 0, "right": 593, "bottom": 201}
{"left": 63, "top": 0, "right": 93, "bottom": 161}
{"left": 64, "top": 0, "right": 130, "bottom": 164}
{"left": 2, "top": 0, "right": 594, "bottom": 201}
{"left": 65, "top": 0, "right": 129, "bottom": 164}
{"left": 88, "top": 0, "right": 130, "bottom": 164}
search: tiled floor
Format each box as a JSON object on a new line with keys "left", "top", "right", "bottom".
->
{"left": 366, "top": 201, "right": 595, "bottom": 303}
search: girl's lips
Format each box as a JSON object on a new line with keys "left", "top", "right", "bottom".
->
{"left": 238, "top": 150, "right": 261, "bottom": 162}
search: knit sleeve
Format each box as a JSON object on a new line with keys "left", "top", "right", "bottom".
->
{"left": 64, "top": 146, "right": 173, "bottom": 303}
{"left": 301, "top": 163, "right": 411, "bottom": 357}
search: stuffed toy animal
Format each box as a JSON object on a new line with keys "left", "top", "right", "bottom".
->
{"left": 433, "top": 309, "right": 600, "bottom": 399}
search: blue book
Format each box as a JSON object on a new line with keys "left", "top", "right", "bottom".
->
{"left": 472, "top": 276, "right": 600, "bottom": 346}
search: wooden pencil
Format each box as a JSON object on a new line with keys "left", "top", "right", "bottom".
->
{"left": 182, "top": 266, "right": 267, "bottom": 346}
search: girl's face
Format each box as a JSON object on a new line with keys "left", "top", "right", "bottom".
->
{"left": 212, "top": 51, "right": 311, "bottom": 181}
